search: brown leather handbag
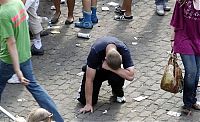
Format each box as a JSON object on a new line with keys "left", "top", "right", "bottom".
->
{"left": 160, "top": 53, "right": 183, "bottom": 93}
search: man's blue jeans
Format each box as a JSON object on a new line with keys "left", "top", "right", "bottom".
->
{"left": 180, "top": 54, "right": 200, "bottom": 108}
{"left": 0, "top": 59, "right": 64, "bottom": 122}
{"left": 155, "top": 0, "right": 168, "bottom": 5}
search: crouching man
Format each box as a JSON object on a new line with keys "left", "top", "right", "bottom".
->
{"left": 77, "top": 36, "right": 135, "bottom": 113}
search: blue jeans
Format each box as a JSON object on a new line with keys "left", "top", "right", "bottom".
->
{"left": 155, "top": 0, "right": 168, "bottom": 5}
{"left": 180, "top": 54, "right": 200, "bottom": 108}
{"left": 0, "top": 59, "right": 64, "bottom": 122}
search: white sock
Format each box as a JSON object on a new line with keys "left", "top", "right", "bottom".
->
{"left": 33, "top": 33, "right": 42, "bottom": 49}
{"left": 33, "top": 39, "right": 42, "bottom": 49}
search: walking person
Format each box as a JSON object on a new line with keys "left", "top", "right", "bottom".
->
{"left": 77, "top": 36, "right": 135, "bottom": 113}
{"left": 0, "top": 0, "right": 64, "bottom": 121}
{"left": 170, "top": 0, "right": 200, "bottom": 115}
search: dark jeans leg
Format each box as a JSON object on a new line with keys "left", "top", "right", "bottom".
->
{"left": 155, "top": 0, "right": 166, "bottom": 5}
{"left": 108, "top": 72, "right": 125, "bottom": 97}
{"left": 180, "top": 54, "right": 200, "bottom": 108}
{"left": 78, "top": 66, "right": 108, "bottom": 105}
{"left": 0, "top": 60, "right": 14, "bottom": 101}
{"left": 20, "top": 59, "right": 64, "bottom": 122}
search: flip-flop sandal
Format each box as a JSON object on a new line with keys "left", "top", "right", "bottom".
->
{"left": 65, "top": 19, "right": 74, "bottom": 25}
{"left": 181, "top": 106, "right": 192, "bottom": 116}
{"left": 51, "top": 12, "right": 61, "bottom": 24}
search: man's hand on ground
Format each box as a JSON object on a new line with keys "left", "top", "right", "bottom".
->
{"left": 80, "top": 104, "right": 93, "bottom": 114}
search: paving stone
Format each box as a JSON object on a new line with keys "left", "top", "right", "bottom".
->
{"left": 144, "top": 116, "right": 158, "bottom": 122}
{"left": 161, "top": 92, "right": 173, "bottom": 99}
{"left": 140, "top": 100, "right": 153, "bottom": 107}
{"left": 157, "top": 114, "right": 171, "bottom": 121}
{"left": 152, "top": 109, "right": 167, "bottom": 117}
{"left": 149, "top": 83, "right": 160, "bottom": 91}
{"left": 143, "top": 90, "right": 155, "bottom": 96}
{"left": 139, "top": 110, "right": 152, "bottom": 117}
{"left": 154, "top": 99, "right": 167, "bottom": 106}
{"left": 145, "top": 104, "right": 159, "bottom": 112}
{"left": 134, "top": 105, "right": 146, "bottom": 113}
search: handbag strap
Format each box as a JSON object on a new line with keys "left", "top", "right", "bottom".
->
{"left": 171, "top": 49, "right": 178, "bottom": 76}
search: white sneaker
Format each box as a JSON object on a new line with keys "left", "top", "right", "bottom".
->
{"left": 164, "top": 2, "right": 171, "bottom": 11}
{"left": 156, "top": 5, "right": 164, "bottom": 16}
{"left": 60, "top": 0, "right": 65, "bottom": 4}
{"left": 116, "top": 96, "right": 126, "bottom": 103}
{"left": 50, "top": 5, "right": 56, "bottom": 10}
{"left": 7, "top": 74, "right": 20, "bottom": 84}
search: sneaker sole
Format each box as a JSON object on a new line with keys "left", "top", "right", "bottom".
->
{"left": 114, "top": 18, "right": 133, "bottom": 21}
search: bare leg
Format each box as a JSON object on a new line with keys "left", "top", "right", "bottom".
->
{"left": 121, "top": 0, "right": 132, "bottom": 16}
{"left": 82, "top": 0, "right": 91, "bottom": 12}
{"left": 91, "top": 0, "right": 97, "bottom": 7}
{"left": 51, "top": 0, "right": 61, "bottom": 23}
{"left": 67, "top": 0, "right": 75, "bottom": 21}
{"left": 53, "top": 0, "right": 61, "bottom": 16}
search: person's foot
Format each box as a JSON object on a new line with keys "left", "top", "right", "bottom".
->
{"left": 60, "top": 0, "right": 65, "bottom": 4}
{"left": 40, "top": 29, "right": 49, "bottom": 37}
{"left": 91, "top": 15, "right": 98, "bottom": 23}
{"left": 112, "top": 90, "right": 126, "bottom": 103}
{"left": 192, "top": 102, "right": 200, "bottom": 110}
{"left": 65, "top": 17, "right": 74, "bottom": 25}
{"left": 156, "top": 5, "right": 164, "bottom": 16}
{"left": 51, "top": 11, "right": 61, "bottom": 24}
{"left": 114, "top": 6, "right": 126, "bottom": 16}
{"left": 182, "top": 106, "right": 192, "bottom": 116}
{"left": 75, "top": 21, "right": 93, "bottom": 29}
{"left": 114, "top": 15, "right": 133, "bottom": 21}
{"left": 164, "top": 2, "right": 171, "bottom": 11}
{"left": 31, "top": 44, "right": 44, "bottom": 55}
{"left": 79, "top": 17, "right": 98, "bottom": 23}
{"left": 116, "top": 96, "right": 126, "bottom": 103}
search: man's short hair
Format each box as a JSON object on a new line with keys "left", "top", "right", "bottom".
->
{"left": 27, "top": 108, "right": 52, "bottom": 122}
{"left": 106, "top": 49, "right": 122, "bottom": 70}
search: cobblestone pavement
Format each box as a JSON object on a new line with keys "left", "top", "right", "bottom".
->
{"left": 1, "top": 0, "right": 200, "bottom": 121}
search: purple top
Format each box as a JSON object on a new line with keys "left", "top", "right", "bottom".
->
{"left": 170, "top": 0, "right": 200, "bottom": 55}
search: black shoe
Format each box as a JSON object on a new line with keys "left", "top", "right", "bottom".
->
{"left": 51, "top": 12, "right": 61, "bottom": 24}
{"left": 114, "top": 15, "right": 133, "bottom": 21}
{"left": 65, "top": 19, "right": 74, "bottom": 25}
{"left": 114, "top": 6, "right": 125, "bottom": 15}
{"left": 31, "top": 45, "right": 44, "bottom": 55}
{"left": 82, "top": 65, "right": 87, "bottom": 72}
{"left": 40, "top": 30, "right": 49, "bottom": 37}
